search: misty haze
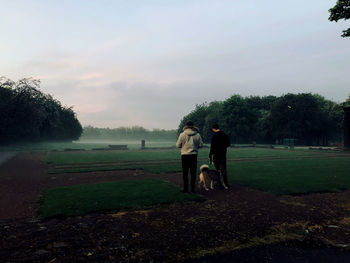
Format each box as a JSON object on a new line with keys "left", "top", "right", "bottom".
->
{"left": 1, "top": 1, "right": 350, "bottom": 262}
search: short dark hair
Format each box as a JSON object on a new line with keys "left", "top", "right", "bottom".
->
{"left": 186, "top": 121, "right": 194, "bottom": 127}
{"left": 212, "top": 124, "right": 220, "bottom": 129}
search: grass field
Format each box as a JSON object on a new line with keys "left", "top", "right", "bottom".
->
{"left": 46, "top": 147, "right": 326, "bottom": 165}
{"left": 47, "top": 147, "right": 350, "bottom": 195}
{"left": 0, "top": 140, "right": 177, "bottom": 152}
{"left": 49, "top": 161, "right": 183, "bottom": 174}
{"left": 47, "top": 147, "right": 336, "bottom": 174}
{"left": 228, "top": 157, "right": 350, "bottom": 195}
{"left": 41, "top": 179, "right": 205, "bottom": 218}
{"left": 40, "top": 147, "right": 350, "bottom": 219}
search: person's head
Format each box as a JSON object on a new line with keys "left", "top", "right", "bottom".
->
{"left": 212, "top": 124, "right": 220, "bottom": 132}
{"left": 185, "top": 121, "right": 194, "bottom": 127}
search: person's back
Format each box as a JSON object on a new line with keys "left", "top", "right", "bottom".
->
{"left": 176, "top": 121, "right": 203, "bottom": 192}
{"left": 210, "top": 130, "right": 230, "bottom": 158}
{"left": 176, "top": 126, "right": 203, "bottom": 155}
{"left": 209, "top": 124, "right": 230, "bottom": 188}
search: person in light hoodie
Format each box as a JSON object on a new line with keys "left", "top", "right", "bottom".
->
{"left": 176, "top": 121, "right": 203, "bottom": 193}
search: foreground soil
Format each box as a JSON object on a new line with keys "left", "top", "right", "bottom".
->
{"left": 1, "top": 152, "right": 350, "bottom": 262}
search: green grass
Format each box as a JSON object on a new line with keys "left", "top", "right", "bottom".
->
{"left": 41, "top": 179, "right": 205, "bottom": 218}
{"left": 49, "top": 161, "right": 183, "bottom": 174}
{"left": 45, "top": 147, "right": 350, "bottom": 195}
{"left": 46, "top": 147, "right": 324, "bottom": 166}
{"left": 227, "top": 157, "right": 350, "bottom": 195}
{"left": 47, "top": 149, "right": 184, "bottom": 165}
{"left": 227, "top": 147, "right": 325, "bottom": 159}
{"left": 47, "top": 147, "right": 332, "bottom": 174}
{"left": 0, "top": 141, "right": 107, "bottom": 152}
{"left": 0, "top": 140, "right": 178, "bottom": 152}
{"left": 47, "top": 148, "right": 208, "bottom": 174}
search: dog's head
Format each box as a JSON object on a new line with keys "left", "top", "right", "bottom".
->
{"left": 200, "top": 164, "right": 209, "bottom": 172}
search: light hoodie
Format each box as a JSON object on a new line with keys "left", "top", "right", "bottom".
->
{"left": 176, "top": 126, "right": 203, "bottom": 155}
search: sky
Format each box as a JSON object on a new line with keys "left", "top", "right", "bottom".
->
{"left": 1, "top": 0, "right": 349, "bottom": 130}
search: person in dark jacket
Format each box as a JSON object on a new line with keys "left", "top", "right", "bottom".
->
{"left": 176, "top": 121, "right": 203, "bottom": 193}
{"left": 209, "top": 124, "right": 230, "bottom": 188}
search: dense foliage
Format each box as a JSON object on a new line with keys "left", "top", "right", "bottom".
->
{"left": 179, "top": 94, "right": 344, "bottom": 145}
{"left": 329, "top": 0, "right": 350, "bottom": 37}
{"left": 0, "top": 77, "right": 82, "bottom": 144}
{"left": 81, "top": 126, "right": 177, "bottom": 141}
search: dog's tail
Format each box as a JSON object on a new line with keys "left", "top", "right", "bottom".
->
{"left": 200, "top": 164, "right": 209, "bottom": 172}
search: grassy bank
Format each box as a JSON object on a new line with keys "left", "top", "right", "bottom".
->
{"left": 228, "top": 157, "right": 350, "bottom": 195}
{"left": 41, "top": 179, "right": 205, "bottom": 218}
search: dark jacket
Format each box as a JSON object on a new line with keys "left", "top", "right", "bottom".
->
{"left": 209, "top": 130, "right": 230, "bottom": 159}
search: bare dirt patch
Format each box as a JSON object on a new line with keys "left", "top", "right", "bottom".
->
{"left": 1, "top": 152, "right": 350, "bottom": 262}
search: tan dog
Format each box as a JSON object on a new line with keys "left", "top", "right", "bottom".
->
{"left": 198, "top": 164, "right": 228, "bottom": 191}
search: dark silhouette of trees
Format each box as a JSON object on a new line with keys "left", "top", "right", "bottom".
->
{"left": 222, "top": 95, "right": 260, "bottom": 144}
{"left": 268, "top": 94, "right": 340, "bottom": 145}
{"left": 179, "top": 93, "right": 344, "bottom": 146}
{"left": 329, "top": 0, "right": 350, "bottom": 37}
{"left": 0, "top": 77, "right": 82, "bottom": 144}
{"left": 178, "top": 101, "right": 225, "bottom": 142}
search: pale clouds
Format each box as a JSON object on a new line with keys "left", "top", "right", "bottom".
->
{"left": 1, "top": 1, "right": 349, "bottom": 129}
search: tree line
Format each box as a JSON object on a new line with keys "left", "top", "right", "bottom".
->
{"left": 179, "top": 93, "right": 349, "bottom": 146}
{"left": 0, "top": 77, "right": 82, "bottom": 144}
{"left": 81, "top": 126, "right": 177, "bottom": 141}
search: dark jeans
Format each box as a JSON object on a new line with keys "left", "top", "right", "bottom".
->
{"left": 213, "top": 156, "right": 228, "bottom": 186}
{"left": 181, "top": 154, "right": 197, "bottom": 192}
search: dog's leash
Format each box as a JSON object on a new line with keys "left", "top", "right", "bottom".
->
{"left": 208, "top": 160, "right": 215, "bottom": 169}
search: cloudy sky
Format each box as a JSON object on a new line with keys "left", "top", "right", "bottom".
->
{"left": 1, "top": 0, "right": 349, "bottom": 129}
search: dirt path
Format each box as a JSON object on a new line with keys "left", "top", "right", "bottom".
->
{"left": 0, "top": 152, "right": 46, "bottom": 219}
{"left": 1, "top": 153, "right": 350, "bottom": 262}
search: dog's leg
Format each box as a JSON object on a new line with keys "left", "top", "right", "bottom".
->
{"left": 198, "top": 174, "right": 203, "bottom": 189}
{"left": 199, "top": 173, "right": 209, "bottom": 191}
{"left": 200, "top": 173, "right": 208, "bottom": 191}
{"left": 210, "top": 179, "right": 214, "bottom": 190}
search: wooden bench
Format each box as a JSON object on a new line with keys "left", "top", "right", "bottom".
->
{"left": 108, "top": 144, "right": 128, "bottom": 150}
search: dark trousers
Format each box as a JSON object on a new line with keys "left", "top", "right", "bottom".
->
{"left": 181, "top": 154, "right": 197, "bottom": 192}
{"left": 213, "top": 156, "right": 228, "bottom": 186}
